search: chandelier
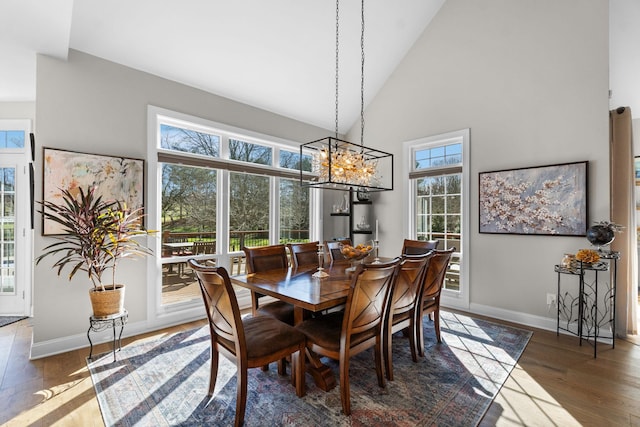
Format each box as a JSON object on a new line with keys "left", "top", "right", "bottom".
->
{"left": 300, "top": 0, "right": 393, "bottom": 192}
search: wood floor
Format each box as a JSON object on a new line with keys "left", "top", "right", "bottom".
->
{"left": 1, "top": 312, "right": 639, "bottom": 426}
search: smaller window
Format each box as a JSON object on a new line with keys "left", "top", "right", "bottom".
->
{"left": 0, "top": 131, "right": 25, "bottom": 149}
{"left": 280, "top": 149, "right": 312, "bottom": 172}
{"left": 229, "top": 139, "right": 272, "bottom": 165}
{"left": 160, "top": 124, "right": 220, "bottom": 157}
{"left": 414, "top": 143, "right": 462, "bottom": 170}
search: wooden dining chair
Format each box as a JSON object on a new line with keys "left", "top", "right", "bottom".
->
{"left": 384, "top": 252, "right": 433, "bottom": 381}
{"left": 295, "top": 258, "right": 401, "bottom": 415}
{"left": 325, "top": 239, "right": 351, "bottom": 263}
{"left": 243, "top": 244, "right": 294, "bottom": 325}
{"left": 401, "top": 238, "right": 439, "bottom": 255}
{"left": 287, "top": 241, "right": 320, "bottom": 269}
{"left": 416, "top": 248, "right": 455, "bottom": 355}
{"left": 188, "top": 260, "right": 306, "bottom": 427}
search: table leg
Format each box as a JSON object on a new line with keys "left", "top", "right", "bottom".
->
{"left": 305, "top": 349, "right": 336, "bottom": 392}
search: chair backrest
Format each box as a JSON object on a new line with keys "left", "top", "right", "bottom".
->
{"left": 188, "top": 260, "right": 244, "bottom": 355}
{"left": 193, "top": 241, "right": 216, "bottom": 255}
{"left": 288, "top": 241, "right": 320, "bottom": 269}
{"left": 390, "top": 253, "right": 433, "bottom": 316}
{"left": 421, "top": 248, "right": 455, "bottom": 302}
{"left": 401, "top": 238, "right": 439, "bottom": 255}
{"left": 342, "top": 259, "right": 401, "bottom": 340}
{"left": 243, "top": 244, "right": 289, "bottom": 273}
{"left": 325, "top": 239, "right": 351, "bottom": 263}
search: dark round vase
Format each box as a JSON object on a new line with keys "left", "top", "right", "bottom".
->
{"left": 586, "top": 225, "right": 615, "bottom": 247}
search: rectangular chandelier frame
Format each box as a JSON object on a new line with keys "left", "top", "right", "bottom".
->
{"left": 300, "top": 136, "right": 393, "bottom": 192}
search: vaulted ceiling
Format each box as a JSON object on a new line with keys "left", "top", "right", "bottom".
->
{"left": 1, "top": 0, "right": 638, "bottom": 127}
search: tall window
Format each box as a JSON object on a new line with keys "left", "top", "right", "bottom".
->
{"left": 407, "top": 129, "right": 469, "bottom": 305}
{"left": 151, "top": 107, "right": 315, "bottom": 308}
{"left": 0, "top": 120, "right": 31, "bottom": 316}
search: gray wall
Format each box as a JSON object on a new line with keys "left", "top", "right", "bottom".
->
{"left": 343, "top": 0, "right": 609, "bottom": 324}
{"left": 33, "top": 49, "right": 329, "bottom": 355}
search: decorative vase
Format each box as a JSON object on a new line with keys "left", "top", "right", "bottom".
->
{"left": 586, "top": 224, "right": 615, "bottom": 249}
{"left": 89, "top": 284, "right": 125, "bottom": 318}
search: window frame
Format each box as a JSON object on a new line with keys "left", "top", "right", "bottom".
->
{"left": 404, "top": 128, "right": 470, "bottom": 310}
{"left": 147, "top": 106, "right": 321, "bottom": 320}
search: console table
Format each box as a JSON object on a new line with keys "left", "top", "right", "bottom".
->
{"left": 87, "top": 310, "right": 128, "bottom": 362}
{"left": 554, "top": 251, "right": 618, "bottom": 358}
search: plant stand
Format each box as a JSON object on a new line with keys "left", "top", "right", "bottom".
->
{"left": 87, "top": 309, "right": 128, "bottom": 362}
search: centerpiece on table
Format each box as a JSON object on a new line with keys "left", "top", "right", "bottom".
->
{"left": 36, "top": 186, "right": 155, "bottom": 318}
{"left": 339, "top": 241, "right": 374, "bottom": 272}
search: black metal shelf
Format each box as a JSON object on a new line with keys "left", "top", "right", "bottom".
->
{"left": 554, "top": 251, "right": 619, "bottom": 358}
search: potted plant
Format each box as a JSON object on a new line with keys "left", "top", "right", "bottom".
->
{"left": 36, "top": 186, "right": 154, "bottom": 317}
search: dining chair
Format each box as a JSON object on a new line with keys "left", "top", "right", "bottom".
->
{"left": 287, "top": 241, "right": 320, "bottom": 269}
{"left": 401, "top": 238, "right": 439, "bottom": 255}
{"left": 416, "top": 248, "right": 455, "bottom": 356}
{"left": 384, "top": 252, "right": 433, "bottom": 381}
{"left": 243, "top": 244, "right": 294, "bottom": 325}
{"left": 295, "top": 258, "right": 401, "bottom": 415}
{"left": 325, "top": 239, "right": 351, "bottom": 263}
{"left": 188, "top": 260, "right": 306, "bottom": 427}
{"left": 193, "top": 240, "right": 216, "bottom": 255}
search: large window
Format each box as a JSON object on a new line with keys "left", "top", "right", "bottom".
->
{"left": 151, "top": 107, "right": 316, "bottom": 308}
{"left": 406, "top": 129, "right": 469, "bottom": 307}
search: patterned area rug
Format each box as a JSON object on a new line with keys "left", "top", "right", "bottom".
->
{"left": 0, "top": 316, "right": 27, "bottom": 328}
{"left": 88, "top": 311, "right": 532, "bottom": 426}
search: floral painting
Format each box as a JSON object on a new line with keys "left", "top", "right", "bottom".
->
{"left": 43, "top": 148, "right": 144, "bottom": 235}
{"left": 479, "top": 161, "right": 588, "bottom": 236}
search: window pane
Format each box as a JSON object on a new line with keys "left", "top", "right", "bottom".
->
{"left": 279, "top": 178, "right": 309, "bottom": 243}
{"left": 414, "top": 142, "right": 462, "bottom": 170}
{"left": 280, "top": 150, "right": 312, "bottom": 172}
{"left": 1, "top": 168, "right": 15, "bottom": 192}
{"left": 446, "top": 195, "right": 460, "bottom": 212}
{"left": 161, "top": 163, "right": 217, "bottom": 305}
{"left": 0, "top": 130, "right": 25, "bottom": 149}
{"left": 229, "top": 139, "right": 272, "bottom": 165}
{"left": 160, "top": 124, "right": 220, "bottom": 156}
{"left": 432, "top": 196, "right": 445, "bottom": 214}
{"left": 229, "top": 172, "right": 269, "bottom": 251}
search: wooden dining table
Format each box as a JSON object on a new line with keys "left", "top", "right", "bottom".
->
{"left": 231, "top": 261, "right": 357, "bottom": 391}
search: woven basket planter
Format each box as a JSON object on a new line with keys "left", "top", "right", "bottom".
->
{"left": 89, "top": 285, "right": 125, "bottom": 318}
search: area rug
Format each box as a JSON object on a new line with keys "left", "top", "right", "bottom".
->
{"left": 0, "top": 316, "right": 27, "bottom": 328}
{"left": 88, "top": 311, "right": 532, "bottom": 426}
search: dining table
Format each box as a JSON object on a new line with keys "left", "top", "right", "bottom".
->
{"left": 231, "top": 260, "right": 360, "bottom": 391}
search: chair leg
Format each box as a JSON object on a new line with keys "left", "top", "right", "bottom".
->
{"left": 384, "top": 325, "right": 394, "bottom": 381}
{"left": 434, "top": 309, "right": 441, "bottom": 343}
{"left": 277, "top": 358, "right": 286, "bottom": 375}
{"left": 235, "top": 365, "right": 248, "bottom": 427}
{"left": 339, "top": 355, "right": 351, "bottom": 415}
{"left": 293, "top": 347, "right": 306, "bottom": 397}
{"left": 209, "top": 347, "right": 219, "bottom": 396}
{"left": 374, "top": 338, "right": 386, "bottom": 389}
{"left": 408, "top": 317, "right": 419, "bottom": 363}
{"left": 416, "top": 311, "right": 425, "bottom": 357}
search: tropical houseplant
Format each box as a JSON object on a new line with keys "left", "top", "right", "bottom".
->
{"left": 36, "top": 186, "right": 154, "bottom": 317}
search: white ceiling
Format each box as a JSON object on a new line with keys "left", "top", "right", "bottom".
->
{"left": 1, "top": 0, "right": 638, "bottom": 127}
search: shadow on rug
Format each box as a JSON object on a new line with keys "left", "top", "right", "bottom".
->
{"left": 88, "top": 311, "right": 532, "bottom": 426}
{"left": 0, "top": 316, "right": 27, "bottom": 328}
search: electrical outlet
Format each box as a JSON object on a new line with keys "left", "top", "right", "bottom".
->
{"left": 546, "top": 293, "right": 556, "bottom": 306}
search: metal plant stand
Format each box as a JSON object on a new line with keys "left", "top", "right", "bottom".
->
{"left": 87, "top": 309, "right": 128, "bottom": 362}
{"left": 554, "top": 251, "right": 618, "bottom": 358}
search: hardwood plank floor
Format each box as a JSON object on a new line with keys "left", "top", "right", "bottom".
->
{"left": 1, "top": 312, "right": 639, "bottom": 426}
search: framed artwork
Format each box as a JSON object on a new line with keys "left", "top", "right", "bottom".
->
{"left": 42, "top": 147, "right": 144, "bottom": 235}
{"left": 479, "top": 161, "right": 588, "bottom": 236}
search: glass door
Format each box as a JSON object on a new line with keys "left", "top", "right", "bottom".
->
{"left": 0, "top": 121, "right": 31, "bottom": 316}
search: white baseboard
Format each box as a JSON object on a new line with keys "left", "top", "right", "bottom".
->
{"left": 453, "top": 302, "right": 558, "bottom": 333}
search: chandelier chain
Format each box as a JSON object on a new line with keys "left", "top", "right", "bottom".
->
{"left": 360, "top": 0, "right": 365, "bottom": 148}
{"left": 335, "top": 0, "right": 340, "bottom": 139}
